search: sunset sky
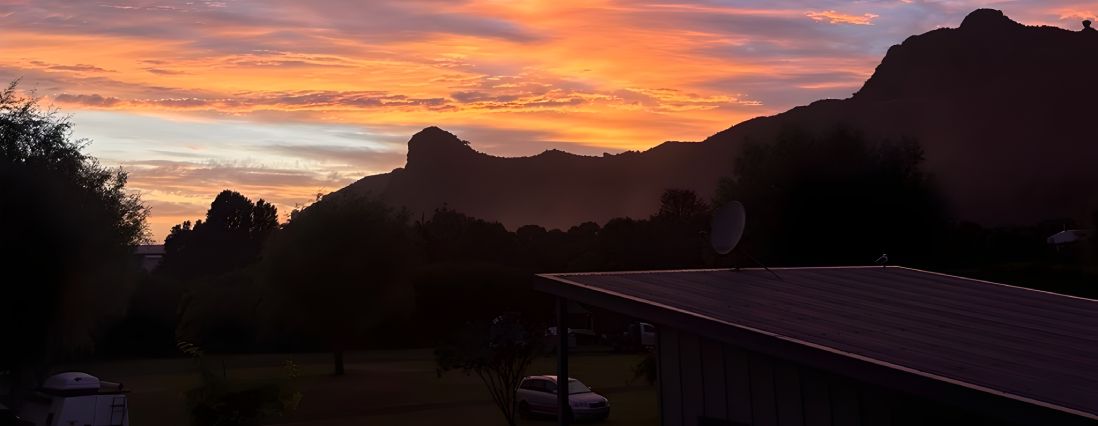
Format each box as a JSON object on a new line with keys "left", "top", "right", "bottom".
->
{"left": 1, "top": 0, "right": 1093, "bottom": 241}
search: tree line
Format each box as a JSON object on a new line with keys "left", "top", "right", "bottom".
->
{"left": 124, "top": 126, "right": 1098, "bottom": 376}
{"left": 4, "top": 79, "right": 1096, "bottom": 391}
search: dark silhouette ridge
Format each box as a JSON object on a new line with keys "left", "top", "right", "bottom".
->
{"left": 335, "top": 9, "right": 1098, "bottom": 230}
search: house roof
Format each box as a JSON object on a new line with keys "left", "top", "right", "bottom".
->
{"left": 134, "top": 244, "right": 165, "bottom": 255}
{"left": 534, "top": 266, "right": 1098, "bottom": 423}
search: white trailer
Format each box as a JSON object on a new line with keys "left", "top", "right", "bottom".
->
{"left": 17, "top": 372, "right": 128, "bottom": 426}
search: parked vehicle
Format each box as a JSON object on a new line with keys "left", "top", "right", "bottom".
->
{"left": 543, "top": 327, "right": 578, "bottom": 353}
{"left": 609, "top": 322, "right": 657, "bottom": 352}
{"left": 516, "top": 375, "right": 609, "bottom": 422}
{"left": 17, "top": 372, "right": 129, "bottom": 426}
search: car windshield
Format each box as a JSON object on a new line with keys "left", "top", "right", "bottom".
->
{"left": 568, "top": 380, "right": 591, "bottom": 394}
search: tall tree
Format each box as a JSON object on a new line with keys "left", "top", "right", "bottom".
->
{"left": 654, "top": 189, "right": 710, "bottom": 224}
{"left": 0, "top": 81, "right": 148, "bottom": 384}
{"left": 161, "top": 190, "right": 279, "bottom": 278}
{"left": 716, "top": 126, "right": 945, "bottom": 266}
{"left": 261, "top": 194, "right": 414, "bottom": 375}
{"left": 416, "top": 207, "right": 520, "bottom": 265}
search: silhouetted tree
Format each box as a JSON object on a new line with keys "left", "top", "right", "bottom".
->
{"left": 100, "top": 273, "right": 186, "bottom": 357}
{"left": 176, "top": 269, "right": 263, "bottom": 353}
{"left": 436, "top": 313, "right": 539, "bottom": 426}
{"left": 416, "top": 207, "right": 521, "bottom": 265}
{"left": 599, "top": 217, "right": 656, "bottom": 270}
{"left": 261, "top": 194, "right": 414, "bottom": 375}
{"left": 655, "top": 189, "right": 710, "bottom": 223}
{"left": 0, "top": 81, "right": 148, "bottom": 385}
{"left": 716, "top": 126, "right": 945, "bottom": 266}
{"left": 650, "top": 189, "right": 710, "bottom": 268}
{"left": 412, "top": 263, "right": 551, "bottom": 342}
{"left": 161, "top": 190, "right": 279, "bottom": 279}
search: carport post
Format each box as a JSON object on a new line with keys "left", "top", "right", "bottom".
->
{"left": 557, "top": 296, "right": 570, "bottom": 426}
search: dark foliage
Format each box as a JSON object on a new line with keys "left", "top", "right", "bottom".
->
{"left": 435, "top": 313, "right": 539, "bottom": 426}
{"left": 261, "top": 194, "right": 415, "bottom": 374}
{"left": 0, "top": 81, "right": 147, "bottom": 384}
{"left": 716, "top": 127, "right": 946, "bottom": 266}
{"left": 412, "top": 262, "right": 552, "bottom": 343}
{"left": 176, "top": 270, "right": 263, "bottom": 353}
{"left": 99, "top": 273, "right": 186, "bottom": 357}
{"left": 515, "top": 222, "right": 602, "bottom": 272}
{"left": 161, "top": 190, "right": 278, "bottom": 279}
{"left": 416, "top": 206, "right": 523, "bottom": 265}
{"left": 178, "top": 342, "right": 301, "bottom": 426}
{"left": 632, "top": 352, "right": 657, "bottom": 385}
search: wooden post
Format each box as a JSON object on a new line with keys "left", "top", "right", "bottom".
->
{"left": 557, "top": 296, "right": 570, "bottom": 426}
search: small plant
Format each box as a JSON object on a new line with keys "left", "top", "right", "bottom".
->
{"left": 177, "top": 341, "right": 303, "bottom": 426}
{"left": 632, "top": 352, "right": 657, "bottom": 385}
{"left": 435, "top": 313, "right": 539, "bottom": 426}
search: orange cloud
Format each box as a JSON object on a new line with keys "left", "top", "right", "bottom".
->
{"left": 806, "top": 10, "right": 880, "bottom": 25}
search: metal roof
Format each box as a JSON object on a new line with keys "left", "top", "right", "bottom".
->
{"left": 535, "top": 266, "right": 1098, "bottom": 421}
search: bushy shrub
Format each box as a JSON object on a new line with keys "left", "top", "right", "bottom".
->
{"left": 178, "top": 342, "right": 302, "bottom": 426}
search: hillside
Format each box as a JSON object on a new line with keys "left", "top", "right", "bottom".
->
{"left": 335, "top": 9, "right": 1098, "bottom": 229}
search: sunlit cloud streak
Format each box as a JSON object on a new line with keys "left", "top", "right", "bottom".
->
{"left": 806, "top": 10, "right": 879, "bottom": 25}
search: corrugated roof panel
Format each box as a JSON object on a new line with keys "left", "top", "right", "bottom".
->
{"left": 538, "top": 266, "right": 1098, "bottom": 418}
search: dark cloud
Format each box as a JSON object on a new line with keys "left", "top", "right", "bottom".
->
{"left": 142, "top": 98, "right": 216, "bottom": 108}
{"left": 264, "top": 144, "right": 406, "bottom": 170}
{"left": 240, "top": 90, "right": 452, "bottom": 109}
{"left": 0, "top": 65, "right": 219, "bottom": 103}
{"left": 451, "top": 91, "right": 522, "bottom": 103}
{"left": 0, "top": 0, "right": 540, "bottom": 58}
{"left": 701, "top": 70, "right": 869, "bottom": 106}
{"left": 48, "top": 89, "right": 455, "bottom": 112}
{"left": 54, "top": 93, "right": 123, "bottom": 107}
{"left": 123, "top": 159, "right": 353, "bottom": 190}
{"left": 272, "top": 0, "right": 541, "bottom": 43}
{"left": 144, "top": 67, "right": 187, "bottom": 75}
{"left": 28, "top": 61, "right": 114, "bottom": 73}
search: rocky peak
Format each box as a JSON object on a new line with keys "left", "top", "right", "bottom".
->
{"left": 405, "top": 126, "right": 477, "bottom": 169}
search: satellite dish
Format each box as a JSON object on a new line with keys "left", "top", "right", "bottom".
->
{"left": 710, "top": 201, "right": 746, "bottom": 255}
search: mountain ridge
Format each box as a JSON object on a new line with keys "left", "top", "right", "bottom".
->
{"left": 335, "top": 9, "right": 1098, "bottom": 229}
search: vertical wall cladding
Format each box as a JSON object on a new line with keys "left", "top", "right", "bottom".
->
{"left": 656, "top": 326, "right": 952, "bottom": 426}
{"left": 660, "top": 327, "right": 684, "bottom": 426}
{"left": 800, "top": 369, "right": 833, "bottom": 426}
{"left": 680, "top": 333, "right": 707, "bottom": 423}
{"left": 773, "top": 362, "right": 805, "bottom": 426}
{"left": 700, "top": 338, "right": 728, "bottom": 419}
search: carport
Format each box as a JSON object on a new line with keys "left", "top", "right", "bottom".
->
{"left": 536, "top": 266, "right": 1098, "bottom": 426}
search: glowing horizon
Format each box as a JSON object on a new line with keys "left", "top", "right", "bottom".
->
{"left": 2, "top": 1, "right": 1092, "bottom": 241}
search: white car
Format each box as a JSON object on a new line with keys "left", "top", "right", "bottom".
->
{"left": 517, "top": 375, "right": 609, "bottom": 422}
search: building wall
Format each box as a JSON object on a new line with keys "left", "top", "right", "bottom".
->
{"left": 657, "top": 327, "right": 1008, "bottom": 426}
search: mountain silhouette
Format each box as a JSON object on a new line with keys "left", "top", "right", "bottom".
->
{"left": 335, "top": 9, "right": 1098, "bottom": 229}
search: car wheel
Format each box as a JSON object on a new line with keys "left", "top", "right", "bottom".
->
{"left": 518, "top": 401, "right": 531, "bottom": 419}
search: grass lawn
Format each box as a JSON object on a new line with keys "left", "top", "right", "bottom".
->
{"left": 63, "top": 350, "right": 657, "bottom": 426}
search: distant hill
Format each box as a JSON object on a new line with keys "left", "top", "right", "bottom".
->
{"left": 335, "top": 9, "right": 1098, "bottom": 229}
